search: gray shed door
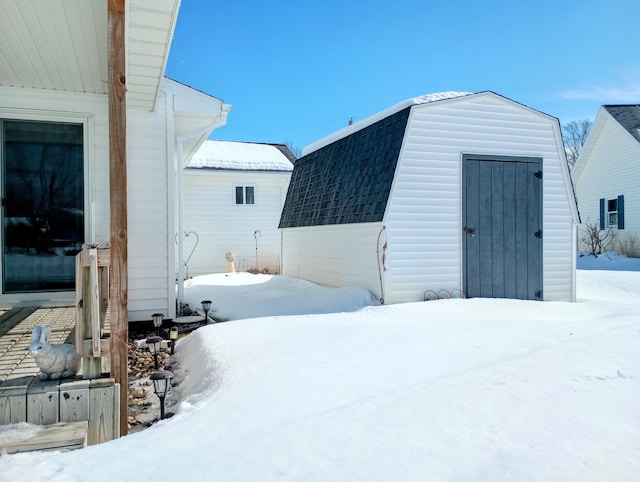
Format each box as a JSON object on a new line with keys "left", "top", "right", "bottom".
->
{"left": 462, "top": 154, "right": 542, "bottom": 300}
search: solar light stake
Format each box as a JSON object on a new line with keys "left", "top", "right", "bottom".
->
{"left": 151, "top": 313, "right": 165, "bottom": 336}
{"left": 146, "top": 336, "right": 163, "bottom": 369}
{"left": 150, "top": 370, "right": 174, "bottom": 420}
{"left": 169, "top": 327, "right": 178, "bottom": 355}
{"left": 201, "top": 300, "right": 212, "bottom": 322}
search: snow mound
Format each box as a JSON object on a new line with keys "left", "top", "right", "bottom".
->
{"left": 182, "top": 273, "right": 380, "bottom": 321}
{"left": 576, "top": 250, "right": 640, "bottom": 271}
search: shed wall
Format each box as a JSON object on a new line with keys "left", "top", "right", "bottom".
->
{"left": 281, "top": 222, "right": 384, "bottom": 298}
{"left": 384, "top": 94, "right": 575, "bottom": 302}
{"left": 183, "top": 170, "right": 291, "bottom": 275}
{"left": 573, "top": 119, "right": 640, "bottom": 244}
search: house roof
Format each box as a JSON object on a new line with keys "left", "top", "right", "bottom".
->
{"left": 0, "top": 0, "right": 180, "bottom": 111}
{"left": 279, "top": 106, "right": 411, "bottom": 228}
{"left": 603, "top": 105, "right": 640, "bottom": 143}
{"left": 187, "top": 140, "right": 295, "bottom": 172}
{"left": 573, "top": 105, "right": 640, "bottom": 181}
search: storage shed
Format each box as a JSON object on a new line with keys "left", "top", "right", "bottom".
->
{"left": 182, "top": 140, "right": 294, "bottom": 277}
{"left": 280, "top": 91, "right": 579, "bottom": 302}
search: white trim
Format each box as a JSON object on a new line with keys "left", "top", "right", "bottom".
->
{"left": 233, "top": 184, "right": 257, "bottom": 206}
{"left": 165, "top": 92, "right": 177, "bottom": 318}
{"left": 0, "top": 108, "right": 94, "bottom": 304}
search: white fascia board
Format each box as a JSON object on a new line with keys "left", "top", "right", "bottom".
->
{"left": 162, "top": 77, "right": 230, "bottom": 116}
{"left": 571, "top": 107, "right": 608, "bottom": 182}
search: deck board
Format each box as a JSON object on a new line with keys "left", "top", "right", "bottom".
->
{"left": 0, "top": 420, "right": 88, "bottom": 453}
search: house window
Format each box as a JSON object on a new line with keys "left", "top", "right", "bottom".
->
{"left": 235, "top": 186, "right": 255, "bottom": 205}
{"left": 599, "top": 195, "right": 624, "bottom": 230}
{"left": 607, "top": 199, "right": 618, "bottom": 227}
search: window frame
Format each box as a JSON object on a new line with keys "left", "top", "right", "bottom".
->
{"left": 607, "top": 198, "right": 618, "bottom": 227}
{"left": 234, "top": 185, "right": 255, "bottom": 206}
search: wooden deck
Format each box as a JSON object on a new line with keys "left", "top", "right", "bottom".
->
{"left": 0, "top": 307, "right": 76, "bottom": 384}
{"left": 0, "top": 307, "right": 119, "bottom": 451}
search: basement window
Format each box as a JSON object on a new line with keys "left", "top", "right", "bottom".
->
{"left": 235, "top": 186, "right": 255, "bottom": 205}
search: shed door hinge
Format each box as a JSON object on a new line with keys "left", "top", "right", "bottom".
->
{"left": 535, "top": 290, "right": 543, "bottom": 299}
{"left": 534, "top": 230, "right": 542, "bottom": 238}
{"left": 534, "top": 171, "right": 542, "bottom": 179}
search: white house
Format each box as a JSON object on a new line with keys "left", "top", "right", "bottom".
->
{"left": 280, "top": 91, "right": 579, "bottom": 303}
{"left": 0, "top": 0, "right": 230, "bottom": 321}
{"left": 571, "top": 105, "right": 640, "bottom": 250}
{"left": 182, "top": 140, "right": 294, "bottom": 277}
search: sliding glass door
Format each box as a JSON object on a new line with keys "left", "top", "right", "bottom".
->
{"left": 1, "top": 120, "right": 84, "bottom": 293}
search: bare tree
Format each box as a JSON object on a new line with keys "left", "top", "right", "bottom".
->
{"left": 562, "top": 119, "right": 592, "bottom": 170}
{"left": 283, "top": 140, "right": 302, "bottom": 159}
{"left": 580, "top": 220, "right": 615, "bottom": 255}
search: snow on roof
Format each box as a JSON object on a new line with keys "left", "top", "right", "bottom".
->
{"left": 302, "top": 91, "right": 474, "bottom": 156}
{"left": 188, "top": 140, "right": 294, "bottom": 171}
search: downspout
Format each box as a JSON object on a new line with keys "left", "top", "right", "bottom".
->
{"left": 175, "top": 117, "right": 227, "bottom": 313}
{"left": 175, "top": 140, "right": 186, "bottom": 311}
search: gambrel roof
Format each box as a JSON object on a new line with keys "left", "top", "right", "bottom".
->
{"left": 279, "top": 91, "right": 566, "bottom": 229}
{"left": 603, "top": 105, "right": 640, "bottom": 143}
{"left": 279, "top": 107, "right": 411, "bottom": 228}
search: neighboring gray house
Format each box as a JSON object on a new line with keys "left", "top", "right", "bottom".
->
{"left": 572, "top": 105, "right": 640, "bottom": 250}
{"left": 182, "top": 140, "right": 294, "bottom": 277}
{"left": 280, "top": 91, "right": 579, "bottom": 303}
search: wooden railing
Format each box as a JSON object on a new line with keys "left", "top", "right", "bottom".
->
{"left": 75, "top": 244, "right": 111, "bottom": 379}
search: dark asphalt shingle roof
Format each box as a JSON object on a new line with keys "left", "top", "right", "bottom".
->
{"left": 604, "top": 105, "right": 640, "bottom": 143}
{"left": 279, "top": 107, "right": 411, "bottom": 228}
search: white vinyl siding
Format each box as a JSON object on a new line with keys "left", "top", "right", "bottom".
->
{"left": 573, "top": 112, "right": 640, "bottom": 244}
{"left": 384, "top": 94, "right": 575, "bottom": 302}
{"left": 183, "top": 170, "right": 290, "bottom": 276}
{"left": 126, "top": 93, "right": 173, "bottom": 321}
{"left": 282, "top": 222, "right": 384, "bottom": 297}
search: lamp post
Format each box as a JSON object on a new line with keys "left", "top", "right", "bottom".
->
{"left": 151, "top": 313, "right": 164, "bottom": 336}
{"left": 150, "top": 370, "right": 174, "bottom": 420}
{"left": 169, "top": 327, "right": 178, "bottom": 355}
{"left": 201, "top": 300, "right": 212, "bottom": 322}
{"left": 146, "top": 336, "right": 163, "bottom": 369}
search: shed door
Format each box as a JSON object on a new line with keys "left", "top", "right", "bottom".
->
{"left": 463, "top": 154, "right": 542, "bottom": 300}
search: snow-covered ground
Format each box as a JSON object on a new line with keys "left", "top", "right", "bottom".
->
{"left": 0, "top": 252, "right": 639, "bottom": 481}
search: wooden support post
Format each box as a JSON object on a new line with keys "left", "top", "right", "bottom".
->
{"left": 83, "top": 249, "right": 102, "bottom": 378}
{"left": 108, "top": 0, "right": 128, "bottom": 436}
{"left": 88, "top": 378, "right": 119, "bottom": 445}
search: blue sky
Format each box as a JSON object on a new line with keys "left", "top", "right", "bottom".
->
{"left": 166, "top": 0, "right": 639, "bottom": 153}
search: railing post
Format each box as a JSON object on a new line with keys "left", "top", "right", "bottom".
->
{"left": 75, "top": 245, "right": 111, "bottom": 380}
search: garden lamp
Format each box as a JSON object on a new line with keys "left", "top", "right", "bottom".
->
{"left": 169, "top": 327, "right": 178, "bottom": 355}
{"left": 201, "top": 300, "right": 212, "bottom": 322}
{"left": 146, "top": 336, "right": 163, "bottom": 369}
{"left": 150, "top": 370, "right": 174, "bottom": 420}
{"left": 151, "top": 312, "right": 164, "bottom": 336}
